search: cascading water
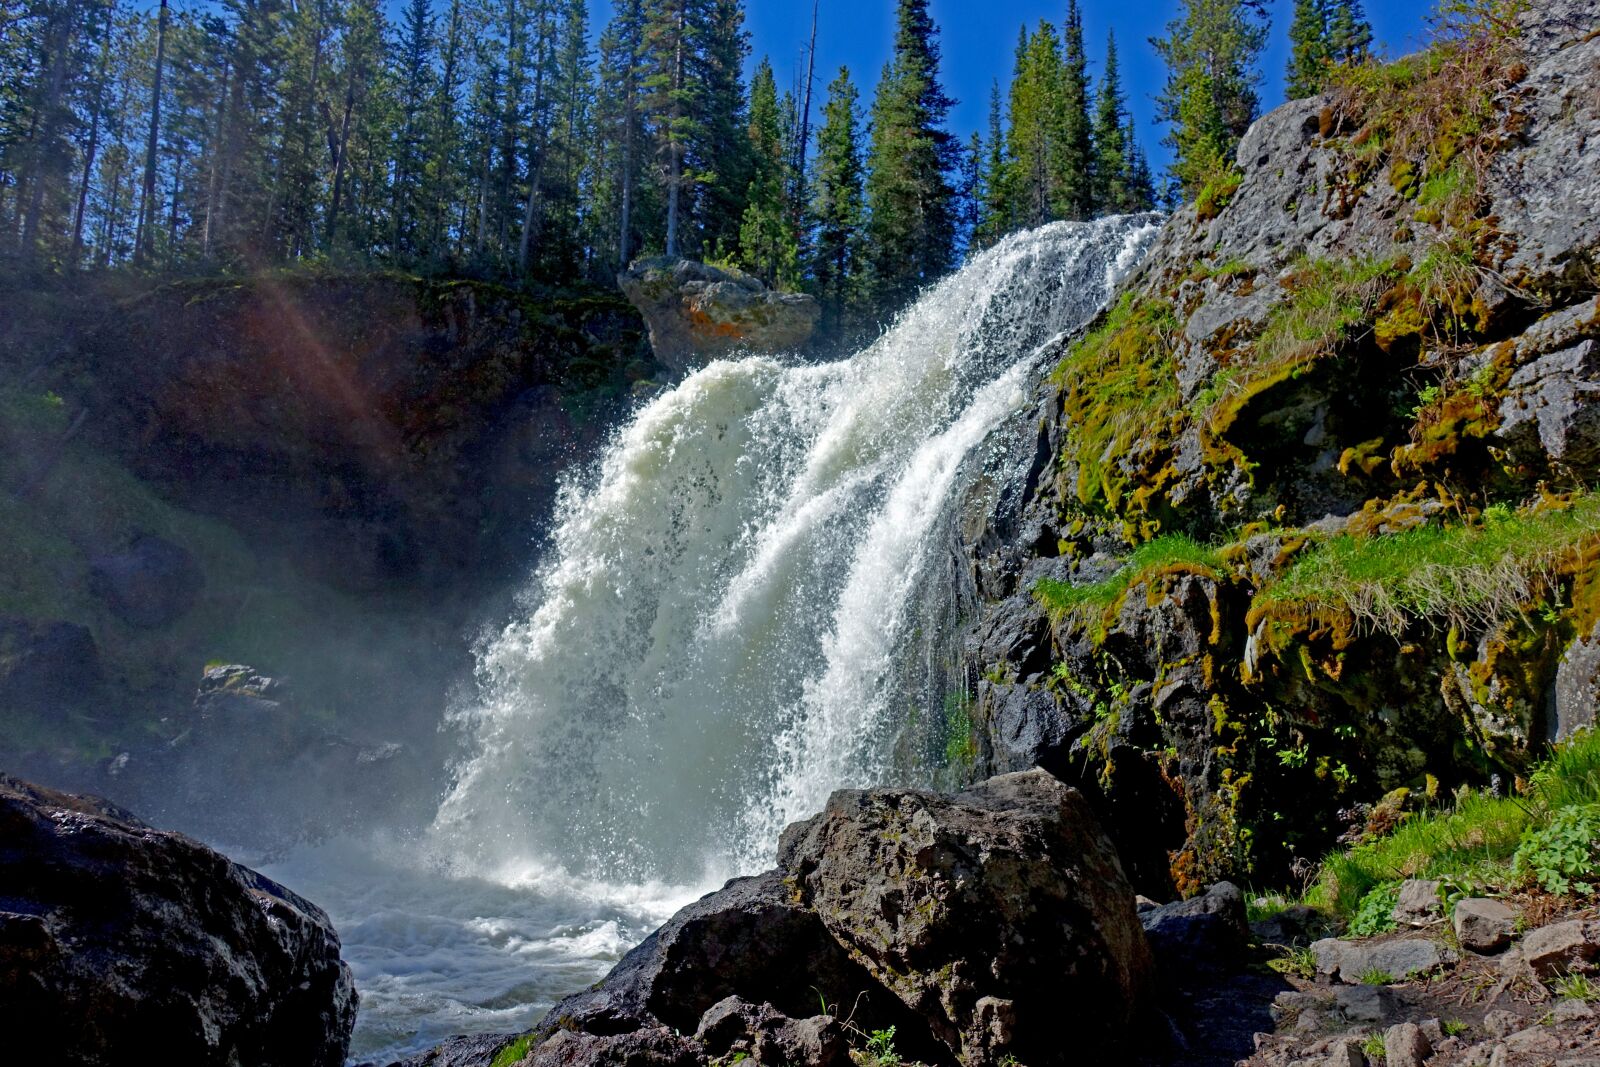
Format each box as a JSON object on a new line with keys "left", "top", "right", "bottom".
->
{"left": 436, "top": 214, "right": 1160, "bottom": 880}
{"left": 264, "top": 215, "right": 1160, "bottom": 1062}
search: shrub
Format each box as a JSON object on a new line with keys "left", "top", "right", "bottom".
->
{"left": 1348, "top": 882, "right": 1401, "bottom": 937}
{"left": 1512, "top": 804, "right": 1600, "bottom": 897}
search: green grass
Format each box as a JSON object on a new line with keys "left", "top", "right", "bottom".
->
{"left": 1033, "top": 533, "right": 1225, "bottom": 632}
{"left": 1310, "top": 729, "right": 1600, "bottom": 918}
{"left": 1257, "top": 494, "right": 1600, "bottom": 635}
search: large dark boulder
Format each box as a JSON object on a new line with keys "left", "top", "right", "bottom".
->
{"left": 537, "top": 869, "right": 909, "bottom": 1040}
{"left": 776, "top": 769, "right": 1155, "bottom": 1066}
{"left": 0, "top": 773, "right": 356, "bottom": 1066}
{"left": 1140, "top": 881, "right": 1252, "bottom": 979}
{"left": 88, "top": 533, "right": 204, "bottom": 628}
{"left": 0, "top": 615, "right": 100, "bottom": 717}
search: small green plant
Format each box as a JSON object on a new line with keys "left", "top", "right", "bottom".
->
{"left": 1274, "top": 944, "right": 1319, "bottom": 979}
{"left": 1442, "top": 1020, "right": 1469, "bottom": 1037}
{"left": 1512, "top": 804, "right": 1600, "bottom": 896}
{"left": 1359, "top": 968, "right": 1396, "bottom": 986}
{"left": 865, "top": 1027, "right": 899, "bottom": 1067}
{"left": 1361, "top": 1032, "right": 1388, "bottom": 1058}
{"left": 1552, "top": 973, "right": 1600, "bottom": 1002}
{"left": 491, "top": 1035, "right": 536, "bottom": 1067}
{"left": 1348, "top": 883, "right": 1402, "bottom": 937}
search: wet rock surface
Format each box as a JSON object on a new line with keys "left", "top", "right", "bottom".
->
{"left": 0, "top": 773, "right": 356, "bottom": 1067}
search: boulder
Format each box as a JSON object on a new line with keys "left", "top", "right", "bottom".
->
{"left": 0, "top": 615, "right": 101, "bottom": 717}
{"left": 1384, "top": 1022, "right": 1431, "bottom": 1067}
{"left": 1141, "top": 881, "right": 1252, "bottom": 975}
{"left": 776, "top": 769, "right": 1154, "bottom": 1065}
{"left": 1520, "top": 920, "right": 1600, "bottom": 978}
{"left": 88, "top": 534, "right": 204, "bottom": 628}
{"left": 1453, "top": 899, "right": 1518, "bottom": 955}
{"left": 535, "top": 869, "right": 912, "bottom": 1044}
{"left": 1497, "top": 340, "right": 1600, "bottom": 477}
{"left": 525, "top": 1028, "right": 705, "bottom": 1067}
{"left": 617, "top": 257, "right": 819, "bottom": 372}
{"left": 381, "top": 1033, "right": 526, "bottom": 1067}
{"left": 1312, "top": 936, "right": 1453, "bottom": 984}
{"left": 1391, "top": 879, "right": 1442, "bottom": 927}
{"left": 0, "top": 773, "right": 356, "bottom": 1066}
{"left": 692, "top": 997, "right": 849, "bottom": 1067}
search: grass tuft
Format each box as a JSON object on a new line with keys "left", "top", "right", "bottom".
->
{"left": 1257, "top": 494, "right": 1600, "bottom": 636}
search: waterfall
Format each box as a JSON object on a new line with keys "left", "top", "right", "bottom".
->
{"left": 433, "top": 216, "right": 1162, "bottom": 888}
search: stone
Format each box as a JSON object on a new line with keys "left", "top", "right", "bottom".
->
{"left": 1484, "top": 1011, "right": 1521, "bottom": 1039}
{"left": 777, "top": 769, "right": 1154, "bottom": 1065}
{"left": 1521, "top": 920, "right": 1600, "bottom": 978}
{"left": 1141, "top": 880, "right": 1252, "bottom": 975}
{"left": 383, "top": 1033, "right": 527, "bottom": 1067}
{"left": 1364, "top": 938, "right": 1452, "bottom": 981}
{"left": 1497, "top": 340, "right": 1600, "bottom": 477}
{"left": 1313, "top": 936, "right": 1452, "bottom": 983}
{"left": 1391, "top": 879, "right": 1442, "bottom": 927}
{"left": 1253, "top": 904, "right": 1327, "bottom": 946}
{"left": 1503, "top": 1026, "right": 1561, "bottom": 1055}
{"left": 1334, "top": 983, "right": 1401, "bottom": 1025}
{"left": 617, "top": 257, "right": 819, "bottom": 373}
{"left": 1453, "top": 898, "right": 1518, "bottom": 954}
{"left": 88, "top": 533, "right": 204, "bottom": 627}
{"left": 690, "top": 997, "right": 848, "bottom": 1067}
{"left": 1552, "top": 998, "right": 1594, "bottom": 1023}
{"left": 0, "top": 773, "right": 356, "bottom": 1067}
{"left": 0, "top": 615, "right": 101, "bottom": 717}
{"left": 1384, "top": 1022, "right": 1431, "bottom": 1067}
{"left": 525, "top": 1027, "right": 705, "bottom": 1067}
{"left": 1325, "top": 1038, "right": 1368, "bottom": 1067}
{"left": 1553, "top": 620, "right": 1600, "bottom": 742}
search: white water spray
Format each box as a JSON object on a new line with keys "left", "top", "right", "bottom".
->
{"left": 433, "top": 216, "right": 1161, "bottom": 887}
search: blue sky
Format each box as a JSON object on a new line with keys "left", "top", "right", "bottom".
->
{"left": 589, "top": 0, "right": 1439, "bottom": 174}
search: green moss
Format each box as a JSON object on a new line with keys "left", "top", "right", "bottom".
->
{"left": 1195, "top": 167, "right": 1243, "bottom": 222}
{"left": 491, "top": 1035, "right": 536, "bottom": 1067}
{"left": 1050, "top": 294, "right": 1181, "bottom": 514}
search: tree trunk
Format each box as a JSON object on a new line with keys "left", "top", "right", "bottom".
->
{"left": 134, "top": 0, "right": 170, "bottom": 268}
{"left": 72, "top": 2, "right": 116, "bottom": 267}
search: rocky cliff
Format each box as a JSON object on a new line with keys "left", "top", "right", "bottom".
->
{"left": 0, "top": 271, "right": 649, "bottom": 824}
{"left": 958, "top": 0, "right": 1600, "bottom": 898}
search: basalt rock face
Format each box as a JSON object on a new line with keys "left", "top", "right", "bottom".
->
{"left": 513, "top": 770, "right": 1151, "bottom": 1067}
{"left": 957, "top": 0, "right": 1600, "bottom": 896}
{"left": 0, "top": 773, "right": 357, "bottom": 1067}
{"left": 82, "top": 275, "right": 647, "bottom": 593}
{"left": 617, "top": 258, "right": 819, "bottom": 372}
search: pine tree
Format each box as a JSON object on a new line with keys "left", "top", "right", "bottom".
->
{"left": 1285, "top": 0, "right": 1330, "bottom": 100}
{"left": 391, "top": 0, "right": 435, "bottom": 259}
{"left": 1092, "top": 29, "right": 1137, "bottom": 214}
{"left": 694, "top": 0, "right": 750, "bottom": 259}
{"left": 1006, "top": 22, "right": 1064, "bottom": 229}
{"left": 738, "top": 57, "right": 795, "bottom": 286}
{"left": 595, "top": 0, "right": 650, "bottom": 267}
{"left": 809, "top": 64, "right": 863, "bottom": 343}
{"left": 1152, "top": 0, "right": 1270, "bottom": 198}
{"left": 976, "top": 80, "right": 1009, "bottom": 247}
{"left": 1055, "top": 0, "right": 1092, "bottom": 220}
{"left": 863, "top": 0, "right": 956, "bottom": 311}
{"left": 1326, "top": 0, "right": 1373, "bottom": 65}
